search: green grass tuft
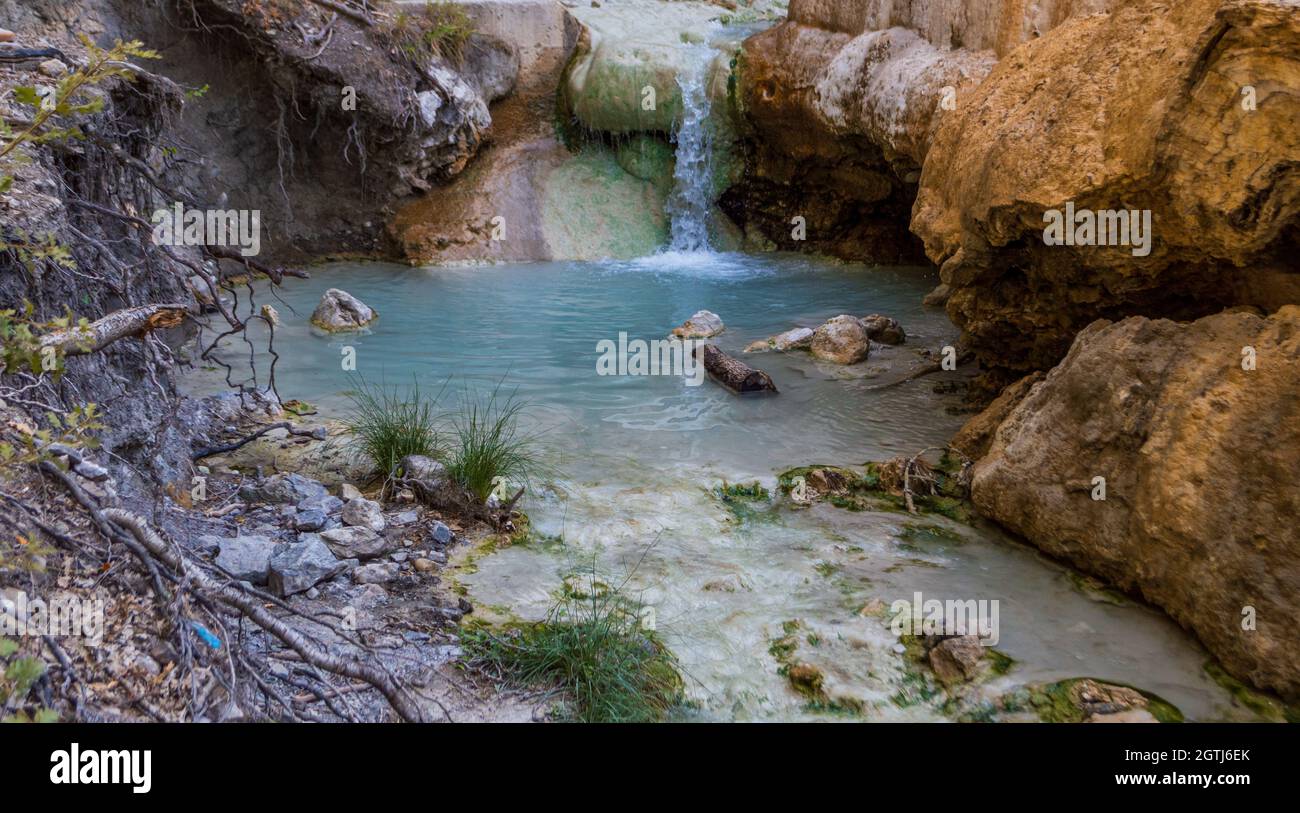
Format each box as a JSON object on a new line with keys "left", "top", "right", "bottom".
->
{"left": 342, "top": 378, "right": 444, "bottom": 480}
{"left": 464, "top": 577, "right": 683, "bottom": 722}
{"left": 383, "top": 1, "right": 475, "bottom": 64}
{"left": 445, "top": 386, "right": 539, "bottom": 504}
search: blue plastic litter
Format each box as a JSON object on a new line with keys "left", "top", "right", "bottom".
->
{"left": 191, "top": 622, "right": 222, "bottom": 650}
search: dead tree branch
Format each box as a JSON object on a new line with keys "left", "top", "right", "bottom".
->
{"left": 39, "top": 304, "right": 190, "bottom": 357}
{"left": 192, "top": 420, "right": 327, "bottom": 460}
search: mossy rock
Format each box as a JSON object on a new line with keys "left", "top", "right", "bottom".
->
{"left": 713, "top": 479, "right": 778, "bottom": 524}
{"left": 615, "top": 134, "right": 675, "bottom": 190}
{"left": 540, "top": 146, "right": 669, "bottom": 259}
{"left": 1204, "top": 660, "right": 1300, "bottom": 722}
{"left": 562, "top": 38, "right": 686, "bottom": 134}
{"left": 777, "top": 460, "right": 975, "bottom": 521}
{"left": 1026, "top": 678, "right": 1184, "bottom": 723}
{"left": 897, "top": 521, "right": 966, "bottom": 550}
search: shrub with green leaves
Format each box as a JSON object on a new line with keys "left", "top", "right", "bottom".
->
{"left": 0, "top": 303, "right": 93, "bottom": 380}
{"left": 0, "top": 638, "right": 58, "bottom": 723}
{"left": 1, "top": 36, "right": 158, "bottom": 192}
{"left": 0, "top": 403, "right": 103, "bottom": 470}
{"left": 1, "top": 37, "right": 157, "bottom": 277}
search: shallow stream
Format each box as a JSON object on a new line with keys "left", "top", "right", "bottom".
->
{"left": 184, "top": 252, "right": 1261, "bottom": 721}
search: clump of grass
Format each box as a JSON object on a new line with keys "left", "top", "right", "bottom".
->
{"left": 464, "top": 575, "right": 683, "bottom": 722}
{"left": 445, "top": 386, "right": 538, "bottom": 504}
{"left": 382, "top": 1, "right": 475, "bottom": 64}
{"left": 342, "top": 378, "right": 444, "bottom": 479}
{"left": 714, "top": 480, "right": 770, "bottom": 501}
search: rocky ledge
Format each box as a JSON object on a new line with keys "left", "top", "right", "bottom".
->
{"left": 735, "top": 0, "right": 1300, "bottom": 375}
{"left": 968, "top": 306, "right": 1300, "bottom": 699}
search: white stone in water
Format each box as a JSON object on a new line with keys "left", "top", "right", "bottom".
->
{"left": 672, "top": 309, "right": 724, "bottom": 338}
{"left": 771, "top": 327, "right": 814, "bottom": 351}
{"left": 310, "top": 288, "right": 376, "bottom": 332}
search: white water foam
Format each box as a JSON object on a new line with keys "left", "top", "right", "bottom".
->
{"left": 666, "top": 44, "right": 718, "bottom": 253}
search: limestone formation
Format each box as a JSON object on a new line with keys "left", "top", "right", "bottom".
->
{"left": 724, "top": 0, "right": 999, "bottom": 260}
{"left": 912, "top": 0, "right": 1300, "bottom": 372}
{"left": 970, "top": 306, "right": 1300, "bottom": 699}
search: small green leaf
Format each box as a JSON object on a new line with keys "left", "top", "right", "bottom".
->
{"left": 5, "top": 656, "right": 46, "bottom": 695}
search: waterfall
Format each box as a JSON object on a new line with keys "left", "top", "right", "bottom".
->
{"left": 666, "top": 46, "right": 717, "bottom": 253}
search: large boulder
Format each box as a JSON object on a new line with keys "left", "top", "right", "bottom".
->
{"left": 970, "top": 306, "right": 1300, "bottom": 699}
{"left": 911, "top": 0, "right": 1300, "bottom": 373}
{"left": 951, "top": 372, "right": 1045, "bottom": 460}
{"left": 810, "top": 315, "right": 870, "bottom": 364}
{"left": 310, "top": 289, "right": 377, "bottom": 332}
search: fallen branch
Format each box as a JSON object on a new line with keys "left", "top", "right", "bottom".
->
{"left": 204, "top": 245, "right": 309, "bottom": 284}
{"left": 37, "top": 460, "right": 430, "bottom": 722}
{"left": 39, "top": 303, "right": 190, "bottom": 357}
{"left": 192, "top": 420, "right": 327, "bottom": 460}
{"left": 99, "top": 508, "right": 429, "bottom": 723}
{"left": 867, "top": 350, "right": 976, "bottom": 391}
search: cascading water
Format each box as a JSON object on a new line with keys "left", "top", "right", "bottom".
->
{"left": 666, "top": 45, "right": 717, "bottom": 253}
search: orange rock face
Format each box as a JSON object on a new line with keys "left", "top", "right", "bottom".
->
{"left": 911, "top": 0, "right": 1300, "bottom": 372}
{"left": 971, "top": 306, "right": 1300, "bottom": 699}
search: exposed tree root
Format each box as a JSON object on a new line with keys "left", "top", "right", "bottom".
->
{"left": 34, "top": 458, "right": 437, "bottom": 723}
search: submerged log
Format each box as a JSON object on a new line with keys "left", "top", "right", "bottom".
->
{"left": 696, "top": 343, "right": 778, "bottom": 395}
